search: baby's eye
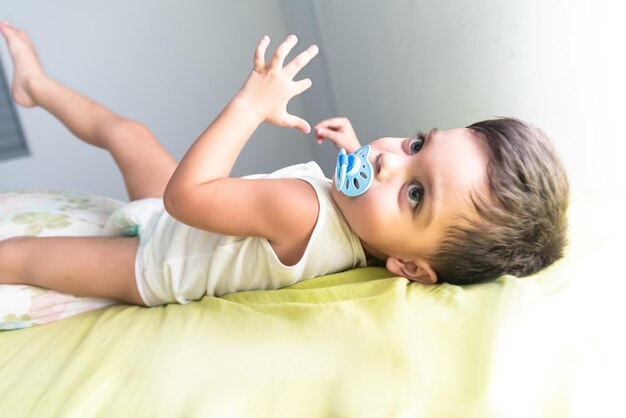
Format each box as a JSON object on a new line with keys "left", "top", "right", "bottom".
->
{"left": 409, "top": 136, "right": 424, "bottom": 154}
{"left": 407, "top": 182, "right": 424, "bottom": 209}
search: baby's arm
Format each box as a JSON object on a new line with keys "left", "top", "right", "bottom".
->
{"left": 314, "top": 117, "right": 361, "bottom": 153}
{"left": 164, "top": 36, "right": 320, "bottom": 263}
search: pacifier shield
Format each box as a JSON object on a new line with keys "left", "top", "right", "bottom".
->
{"left": 335, "top": 145, "right": 373, "bottom": 197}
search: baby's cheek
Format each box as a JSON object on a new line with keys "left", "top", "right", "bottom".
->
{"left": 363, "top": 199, "right": 395, "bottom": 236}
{"left": 344, "top": 190, "right": 394, "bottom": 240}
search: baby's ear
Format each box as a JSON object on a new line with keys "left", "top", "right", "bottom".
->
{"left": 386, "top": 257, "right": 438, "bottom": 285}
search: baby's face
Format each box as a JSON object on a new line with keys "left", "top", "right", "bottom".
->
{"left": 331, "top": 127, "right": 490, "bottom": 283}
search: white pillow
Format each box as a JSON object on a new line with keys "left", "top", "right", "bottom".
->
{"left": 0, "top": 190, "right": 124, "bottom": 330}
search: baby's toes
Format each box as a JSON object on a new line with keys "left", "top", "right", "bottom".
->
{"left": 0, "top": 21, "right": 12, "bottom": 35}
{"left": 1, "top": 24, "right": 19, "bottom": 40}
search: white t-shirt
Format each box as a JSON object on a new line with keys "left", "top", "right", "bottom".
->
{"left": 104, "top": 162, "right": 367, "bottom": 306}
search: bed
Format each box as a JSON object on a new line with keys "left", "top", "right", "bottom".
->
{"left": 1, "top": 190, "right": 624, "bottom": 417}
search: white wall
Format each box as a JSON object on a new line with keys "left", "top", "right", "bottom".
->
{"left": 3, "top": 1, "right": 625, "bottom": 202}
{"left": 0, "top": 0, "right": 321, "bottom": 201}
{"left": 312, "top": 0, "right": 626, "bottom": 199}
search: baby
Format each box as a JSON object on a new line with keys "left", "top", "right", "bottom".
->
{"left": 0, "top": 22, "right": 569, "bottom": 307}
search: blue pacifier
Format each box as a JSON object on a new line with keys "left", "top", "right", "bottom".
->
{"left": 335, "top": 145, "right": 374, "bottom": 197}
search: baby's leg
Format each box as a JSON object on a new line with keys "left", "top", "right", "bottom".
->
{"left": 0, "top": 236, "right": 146, "bottom": 306}
{"left": 0, "top": 21, "right": 177, "bottom": 201}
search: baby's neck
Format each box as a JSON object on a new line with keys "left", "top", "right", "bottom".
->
{"left": 360, "top": 239, "right": 387, "bottom": 262}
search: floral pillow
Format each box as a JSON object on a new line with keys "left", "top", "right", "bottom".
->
{"left": 0, "top": 190, "right": 124, "bottom": 330}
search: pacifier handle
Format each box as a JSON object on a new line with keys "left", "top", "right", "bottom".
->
{"left": 336, "top": 149, "right": 348, "bottom": 191}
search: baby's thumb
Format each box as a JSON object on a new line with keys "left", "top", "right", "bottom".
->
{"left": 285, "top": 114, "right": 311, "bottom": 134}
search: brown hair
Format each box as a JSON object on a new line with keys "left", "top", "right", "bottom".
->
{"left": 428, "top": 117, "right": 570, "bottom": 285}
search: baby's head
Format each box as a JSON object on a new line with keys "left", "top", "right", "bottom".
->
{"left": 331, "top": 117, "right": 569, "bottom": 285}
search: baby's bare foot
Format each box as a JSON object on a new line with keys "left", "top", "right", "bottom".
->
{"left": 0, "top": 21, "right": 46, "bottom": 108}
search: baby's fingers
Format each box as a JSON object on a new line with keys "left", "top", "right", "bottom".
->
{"left": 254, "top": 35, "right": 270, "bottom": 71}
{"left": 284, "top": 44, "right": 319, "bottom": 79}
{"left": 314, "top": 117, "right": 351, "bottom": 132}
{"left": 315, "top": 127, "right": 342, "bottom": 144}
{"left": 271, "top": 34, "right": 298, "bottom": 69}
{"left": 293, "top": 78, "right": 313, "bottom": 95}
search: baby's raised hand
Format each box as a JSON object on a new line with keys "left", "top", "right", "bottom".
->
{"left": 314, "top": 117, "right": 361, "bottom": 153}
{"left": 235, "top": 35, "right": 318, "bottom": 134}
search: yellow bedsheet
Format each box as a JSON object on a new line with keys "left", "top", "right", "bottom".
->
{"left": 0, "top": 194, "right": 624, "bottom": 417}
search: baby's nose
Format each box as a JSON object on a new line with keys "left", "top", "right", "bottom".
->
{"left": 376, "top": 152, "right": 403, "bottom": 182}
